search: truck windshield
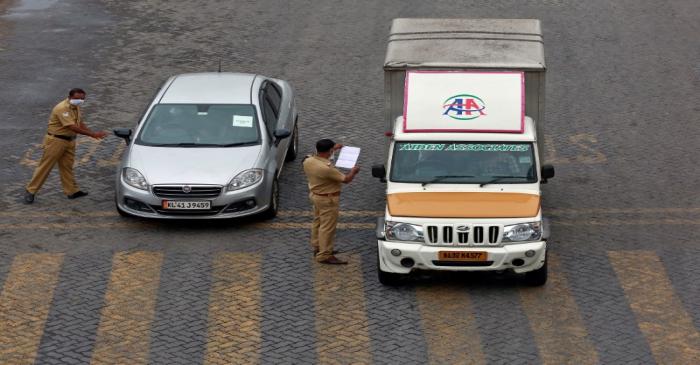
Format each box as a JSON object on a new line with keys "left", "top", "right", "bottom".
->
{"left": 390, "top": 142, "right": 537, "bottom": 185}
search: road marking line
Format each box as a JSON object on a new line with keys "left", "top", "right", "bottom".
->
{"left": 416, "top": 284, "right": 486, "bottom": 365}
{"left": 0, "top": 253, "right": 64, "bottom": 365}
{"left": 609, "top": 251, "right": 700, "bottom": 363}
{"left": 78, "top": 138, "right": 102, "bottom": 166}
{"left": 555, "top": 218, "right": 700, "bottom": 226}
{"left": 97, "top": 142, "right": 125, "bottom": 168}
{"left": 90, "top": 251, "right": 163, "bottom": 365}
{"left": 204, "top": 253, "right": 261, "bottom": 365}
{"left": 4, "top": 207, "right": 700, "bottom": 219}
{"left": 519, "top": 255, "right": 598, "bottom": 365}
{"left": 19, "top": 143, "right": 42, "bottom": 167}
{"left": 314, "top": 254, "right": 372, "bottom": 365}
{"left": 549, "top": 207, "right": 700, "bottom": 215}
{"left": 278, "top": 210, "right": 382, "bottom": 217}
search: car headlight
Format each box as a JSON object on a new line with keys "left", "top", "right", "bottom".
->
{"left": 502, "top": 221, "right": 542, "bottom": 243}
{"left": 227, "top": 169, "right": 263, "bottom": 191}
{"left": 385, "top": 221, "right": 424, "bottom": 243}
{"left": 122, "top": 167, "right": 149, "bottom": 190}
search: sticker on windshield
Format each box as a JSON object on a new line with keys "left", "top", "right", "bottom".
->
{"left": 519, "top": 156, "right": 532, "bottom": 164}
{"left": 233, "top": 115, "right": 253, "bottom": 128}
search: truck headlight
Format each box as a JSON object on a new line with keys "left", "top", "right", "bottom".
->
{"left": 122, "top": 167, "right": 149, "bottom": 190}
{"left": 502, "top": 222, "right": 542, "bottom": 243}
{"left": 227, "top": 169, "right": 263, "bottom": 191}
{"left": 385, "top": 221, "right": 424, "bottom": 243}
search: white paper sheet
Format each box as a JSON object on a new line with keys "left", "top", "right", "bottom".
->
{"left": 335, "top": 146, "right": 360, "bottom": 169}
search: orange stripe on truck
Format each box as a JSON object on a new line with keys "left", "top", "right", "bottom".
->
{"left": 387, "top": 192, "right": 540, "bottom": 218}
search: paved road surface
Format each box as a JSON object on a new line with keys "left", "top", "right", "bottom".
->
{"left": 0, "top": 0, "right": 699, "bottom": 363}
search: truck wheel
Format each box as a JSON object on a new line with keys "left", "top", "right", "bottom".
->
{"left": 260, "top": 178, "right": 279, "bottom": 220}
{"left": 285, "top": 122, "right": 298, "bottom": 162}
{"left": 522, "top": 257, "right": 548, "bottom": 286}
{"left": 377, "top": 256, "right": 404, "bottom": 286}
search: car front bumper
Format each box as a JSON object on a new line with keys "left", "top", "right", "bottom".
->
{"left": 378, "top": 240, "right": 546, "bottom": 274}
{"left": 116, "top": 177, "right": 271, "bottom": 219}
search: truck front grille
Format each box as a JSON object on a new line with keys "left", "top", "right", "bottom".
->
{"left": 424, "top": 225, "right": 501, "bottom": 246}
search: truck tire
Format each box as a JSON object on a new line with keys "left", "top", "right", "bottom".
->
{"left": 522, "top": 256, "right": 547, "bottom": 286}
{"left": 377, "top": 256, "right": 405, "bottom": 286}
{"left": 285, "top": 122, "right": 298, "bottom": 162}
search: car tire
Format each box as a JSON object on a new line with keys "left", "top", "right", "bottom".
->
{"left": 260, "top": 178, "right": 279, "bottom": 220}
{"left": 522, "top": 256, "right": 548, "bottom": 286}
{"left": 285, "top": 122, "right": 298, "bottom": 162}
{"left": 377, "top": 255, "right": 405, "bottom": 286}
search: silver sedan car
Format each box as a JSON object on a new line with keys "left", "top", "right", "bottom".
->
{"left": 113, "top": 72, "right": 298, "bottom": 219}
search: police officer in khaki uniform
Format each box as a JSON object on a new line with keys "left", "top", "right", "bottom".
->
{"left": 303, "top": 139, "right": 360, "bottom": 264}
{"left": 23, "top": 88, "right": 107, "bottom": 204}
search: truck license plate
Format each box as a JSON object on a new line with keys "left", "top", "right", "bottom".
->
{"left": 438, "top": 251, "right": 487, "bottom": 261}
{"left": 162, "top": 200, "right": 211, "bottom": 210}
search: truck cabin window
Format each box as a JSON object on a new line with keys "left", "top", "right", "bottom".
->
{"left": 390, "top": 142, "right": 537, "bottom": 184}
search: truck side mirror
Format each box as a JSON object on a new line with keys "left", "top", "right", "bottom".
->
{"left": 372, "top": 164, "right": 387, "bottom": 182}
{"left": 273, "top": 128, "right": 291, "bottom": 147}
{"left": 541, "top": 164, "right": 555, "bottom": 183}
{"left": 113, "top": 128, "right": 132, "bottom": 145}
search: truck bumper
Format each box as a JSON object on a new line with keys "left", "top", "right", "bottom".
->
{"left": 377, "top": 240, "right": 546, "bottom": 274}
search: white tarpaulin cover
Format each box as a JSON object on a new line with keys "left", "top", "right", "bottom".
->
{"left": 403, "top": 71, "right": 524, "bottom": 133}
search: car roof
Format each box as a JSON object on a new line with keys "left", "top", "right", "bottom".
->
{"left": 159, "top": 72, "right": 258, "bottom": 104}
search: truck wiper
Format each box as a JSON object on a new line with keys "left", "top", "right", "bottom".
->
{"left": 421, "top": 175, "right": 475, "bottom": 187}
{"left": 479, "top": 176, "right": 522, "bottom": 187}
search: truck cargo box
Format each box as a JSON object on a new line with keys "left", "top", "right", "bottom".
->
{"left": 384, "top": 18, "right": 546, "bottom": 157}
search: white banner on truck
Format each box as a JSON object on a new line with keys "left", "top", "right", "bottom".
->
{"left": 403, "top": 71, "right": 524, "bottom": 133}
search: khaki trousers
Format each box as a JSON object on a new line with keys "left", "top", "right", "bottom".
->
{"left": 26, "top": 135, "right": 79, "bottom": 195}
{"left": 310, "top": 193, "right": 340, "bottom": 262}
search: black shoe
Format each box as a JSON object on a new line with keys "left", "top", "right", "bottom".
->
{"left": 23, "top": 190, "right": 35, "bottom": 204}
{"left": 318, "top": 256, "right": 348, "bottom": 265}
{"left": 313, "top": 249, "right": 339, "bottom": 255}
{"left": 67, "top": 191, "right": 88, "bottom": 199}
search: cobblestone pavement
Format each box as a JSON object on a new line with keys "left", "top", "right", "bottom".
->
{"left": 1, "top": 0, "right": 700, "bottom": 364}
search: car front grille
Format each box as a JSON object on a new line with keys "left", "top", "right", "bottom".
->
{"left": 152, "top": 185, "right": 222, "bottom": 198}
{"left": 425, "top": 225, "right": 501, "bottom": 246}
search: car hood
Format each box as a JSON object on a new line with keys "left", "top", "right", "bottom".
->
{"left": 128, "top": 144, "right": 261, "bottom": 185}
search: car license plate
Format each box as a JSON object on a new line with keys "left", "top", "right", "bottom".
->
{"left": 162, "top": 200, "right": 211, "bottom": 210}
{"left": 438, "top": 251, "right": 488, "bottom": 261}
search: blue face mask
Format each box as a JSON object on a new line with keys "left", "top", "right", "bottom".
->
{"left": 69, "top": 99, "right": 84, "bottom": 106}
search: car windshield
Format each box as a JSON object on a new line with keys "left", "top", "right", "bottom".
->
{"left": 390, "top": 142, "right": 537, "bottom": 184}
{"left": 135, "top": 104, "right": 260, "bottom": 146}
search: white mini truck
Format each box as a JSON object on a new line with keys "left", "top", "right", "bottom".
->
{"left": 372, "top": 19, "right": 555, "bottom": 286}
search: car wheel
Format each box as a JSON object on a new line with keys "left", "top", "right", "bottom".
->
{"left": 377, "top": 255, "right": 405, "bottom": 286}
{"left": 260, "top": 178, "right": 279, "bottom": 220}
{"left": 522, "top": 256, "right": 548, "bottom": 286}
{"left": 285, "top": 122, "right": 298, "bottom": 162}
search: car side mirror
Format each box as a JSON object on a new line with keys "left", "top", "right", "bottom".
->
{"left": 372, "top": 164, "right": 387, "bottom": 183}
{"left": 273, "top": 128, "right": 291, "bottom": 146}
{"left": 113, "top": 128, "right": 132, "bottom": 145}
{"left": 541, "top": 164, "right": 555, "bottom": 183}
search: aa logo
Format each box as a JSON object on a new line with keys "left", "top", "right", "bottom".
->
{"left": 442, "top": 94, "right": 486, "bottom": 120}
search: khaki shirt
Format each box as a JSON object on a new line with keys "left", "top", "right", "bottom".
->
{"left": 47, "top": 99, "right": 83, "bottom": 137}
{"left": 303, "top": 155, "right": 345, "bottom": 194}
